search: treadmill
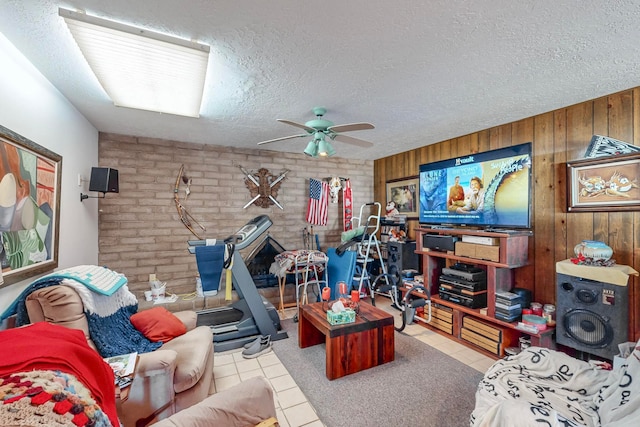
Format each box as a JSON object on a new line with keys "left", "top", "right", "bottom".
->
{"left": 188, "top": 215, "right": 288, "bottom": 352}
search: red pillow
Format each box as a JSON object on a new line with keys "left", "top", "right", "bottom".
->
{"left": 130, "top": 307, "right": 187, "bottom": 343}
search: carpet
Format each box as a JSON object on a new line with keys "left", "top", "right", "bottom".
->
{"left": 272, "top": 317, "right": 484, "bottom": 427}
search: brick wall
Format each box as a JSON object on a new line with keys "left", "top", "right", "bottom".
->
{"left": 97, "top": 133, "right": 374, "bottom": 305}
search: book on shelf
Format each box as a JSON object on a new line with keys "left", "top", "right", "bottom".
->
{"left": 104, "top": 352, "right": 138, "bottom": 388}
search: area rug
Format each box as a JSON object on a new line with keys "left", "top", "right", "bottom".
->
{"left": 272, "top": 318, "right": 484, "bottom": 427}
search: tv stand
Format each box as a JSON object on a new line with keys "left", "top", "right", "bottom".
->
{"left": 427, "top": 225, "right": 455, "bottom": 230}
{"left": 414, "top": 227, "right": 552, "bottom": 358}
{"left": 482, "top": 227, "right": 524, "bottom": 234}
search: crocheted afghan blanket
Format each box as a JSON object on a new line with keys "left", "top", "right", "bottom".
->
{"left": 6, "top": 266, "right": 161, "bottom": 358}
{"left": 0, "top": 370, "right": 111, "bottom": 427}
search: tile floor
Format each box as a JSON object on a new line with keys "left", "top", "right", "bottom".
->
{"left": 212, "top": 300, "right": 497, "bottom": 427}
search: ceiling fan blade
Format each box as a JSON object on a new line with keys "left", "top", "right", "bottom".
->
{"left": 257, "top": 134, "right": 308, "bottom": 145}
{"left": 331, "top": 133, "right": 374, "bottom": 148}
{"left": 277, "top": 119, "right": 316, "bottom": 133}
{"left": 327, "top": 122, "right": 375, "bottom": 133}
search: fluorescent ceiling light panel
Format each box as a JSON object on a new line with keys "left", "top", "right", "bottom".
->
{"left": 59, "top": 8, "right": 210, "bottom": 117}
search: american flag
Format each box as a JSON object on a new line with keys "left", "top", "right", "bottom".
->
{"left": 306, "top": 178, "right": 329, "bottom": 226}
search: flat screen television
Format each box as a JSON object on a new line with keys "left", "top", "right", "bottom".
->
{"left": 418, "top": 142, "right": 532, "bottom": 229}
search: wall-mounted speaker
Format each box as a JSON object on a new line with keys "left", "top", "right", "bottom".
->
{"left": 89, "top": 167, "right": 119, "bottom": 193}
{"left": 386, "top": 241, "right": 418, "bottom": 277}
{"left": 556, "top": 273, "right": 628, "bottom": 360}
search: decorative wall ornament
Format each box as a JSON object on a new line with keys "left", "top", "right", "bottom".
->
{"left": 328, "top": 177, "right": 342, "bottom": 203}
{"left": 174, "top": 164, "right": 206, "bottom": 239}
{"left": 584, "top": 134, "right": 640, "bottom": 158}
{"left": 239, "top": 166, "right": 289, "bottom": 209}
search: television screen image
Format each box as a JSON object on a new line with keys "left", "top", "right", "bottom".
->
{"left": 419, "top": 142, "right": 532, "bottom": 229}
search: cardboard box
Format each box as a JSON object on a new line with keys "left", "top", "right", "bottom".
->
{"left": 455, "top": 242, "right": 500, "bottom": 262}
{"left": 327, "top": 309, "right": 356, "bottom": 325}
{"left": 555, "top": 260, "right": 639, "bottom": 287}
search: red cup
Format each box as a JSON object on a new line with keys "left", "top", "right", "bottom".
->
{"left": 351, "top": 290, "right": 360, "bottom": 302}
{"left": 322, "top": 287, "right": 331, "bottom": 301}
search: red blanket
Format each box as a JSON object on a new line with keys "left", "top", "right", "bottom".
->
{"left": 0, "top": 322, "right": 119, "bottom": 427}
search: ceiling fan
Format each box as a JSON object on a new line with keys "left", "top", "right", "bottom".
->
{"left": 257, "top": 107, "right": 375, "bottom": 157}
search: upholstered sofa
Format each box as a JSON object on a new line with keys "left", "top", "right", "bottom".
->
{"left": 24, "top": 285, "right": 215, "bottom": 427}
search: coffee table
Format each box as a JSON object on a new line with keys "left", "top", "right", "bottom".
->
{"left": 298, "top": 301, "right": 395, "bottom": 380}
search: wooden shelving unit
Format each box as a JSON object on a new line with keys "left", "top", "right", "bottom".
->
{"left": 413, "top": 227, "right": 554, "bottom": 358}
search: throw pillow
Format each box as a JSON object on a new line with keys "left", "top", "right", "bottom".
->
{"left": 130, "top": 307, "right": 187, "bottom": 343}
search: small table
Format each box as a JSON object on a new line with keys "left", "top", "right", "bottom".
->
{"left": 298, "top": 302, "right": 395, "bottom": 380}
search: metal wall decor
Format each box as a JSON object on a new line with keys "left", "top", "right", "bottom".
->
{"left": 239, "top": 166, "right": 289, "bottom": 209}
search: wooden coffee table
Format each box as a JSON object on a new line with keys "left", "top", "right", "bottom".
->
{"left": 298, "top": 302, "right": 394, "bottom": 380}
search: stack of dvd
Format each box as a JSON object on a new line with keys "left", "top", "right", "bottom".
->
{"left": 495, "top": 291, "right": 522, "bottom": 322}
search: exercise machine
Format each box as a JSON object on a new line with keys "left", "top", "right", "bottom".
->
{"left": 371, "top": 273, "right": 431, "bottom": 331}
{"left": 188, "top": 215, "right": 288, "bottom": 351}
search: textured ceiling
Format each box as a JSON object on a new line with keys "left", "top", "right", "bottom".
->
{"left": 2, "top": 0, "right": 640, "bottom": 160}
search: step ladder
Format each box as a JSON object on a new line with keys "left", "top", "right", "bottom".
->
{"left": 351, "top": 202, "right": 387, "bottom": 298}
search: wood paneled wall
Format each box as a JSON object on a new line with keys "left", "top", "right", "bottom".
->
{"left": 374, "top": 87, "right": 640, "bottom": 341}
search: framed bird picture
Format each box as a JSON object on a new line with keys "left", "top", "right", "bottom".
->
{"left": 567, "top": 152, "right": 640, "bottom": 212}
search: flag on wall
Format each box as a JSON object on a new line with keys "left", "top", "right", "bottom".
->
{"left": 306, "top": 178, "right": 329, "bottom": 226}
{"left": 343, "top": 179, "right": 353, "bottom": 232}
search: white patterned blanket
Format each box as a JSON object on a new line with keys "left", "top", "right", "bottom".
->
{"left": 471, "top": 342, "right": 640, "bottom": 427}
{"left": 41, "top": 264, "right": 128, "bottom": 295}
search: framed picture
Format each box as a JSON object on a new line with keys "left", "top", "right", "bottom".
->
{"left": 386, "top": 176, "right": 419, "bottom": 218}
{"left": 566, "top": 152, "right": 640, "bottom": 212}
{"left": 0, "top": 125, "right": 62, "bottom": 287}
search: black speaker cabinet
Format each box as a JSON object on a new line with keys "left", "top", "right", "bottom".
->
{"left": 386, "top": 241, "right": 418, "bottom": 276}
{"left": 89, "top": 167, "right": 119, "bottom": 193}
{"left": 556, "top": 273, "right": 628, "bottom": 360}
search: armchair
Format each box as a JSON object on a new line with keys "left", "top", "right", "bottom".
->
{"left": 153, "top": 376, "right": 277, "bottom": 427}
{"left": 0, "top": 322, "right": 277, "bottom": 427}
{"left": 24, "top": 285, "right": 214, "bottom": 427}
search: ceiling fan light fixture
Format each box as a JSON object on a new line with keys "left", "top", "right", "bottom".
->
{"left": 303, "top": 140, "right": 318, "bottom": 157}
{"left": 325, "top": 141, "right": 336, "bottom": 157}
{"left": 317, "top": 137, "right": 330, "bottom": 157}
{"left": 257, "top": 107, "right": 375, "bottom": 154}
{"left": 59, "top": 8, "right": 209, "bottom": 118}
